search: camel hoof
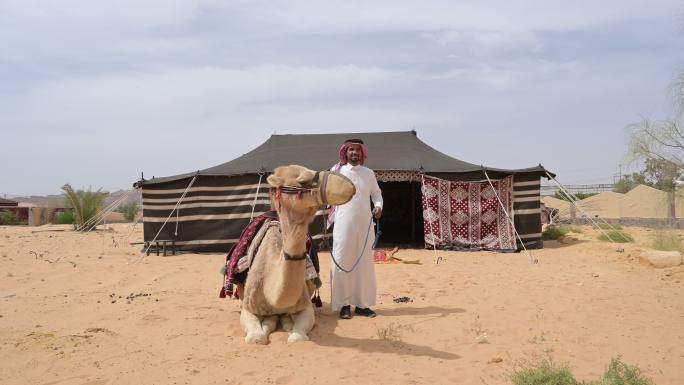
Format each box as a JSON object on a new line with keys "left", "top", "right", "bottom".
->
{"left": 245, "top": 332, "right": 269, "bottom": 345}
{"left": 287, "top": 332, "right": 309, "bottom": 343}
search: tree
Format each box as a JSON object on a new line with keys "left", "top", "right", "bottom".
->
{"left": 61, "top": 184, "right": 108, "bottom": 230}
{"left": 613, "top": 172, "right": 647, "bottom": 193}
{"left": 612, "top": 159, "right": 682, "bottom": 193}
{"left": 626, "top": 71, "right": 684, "bottom": 173}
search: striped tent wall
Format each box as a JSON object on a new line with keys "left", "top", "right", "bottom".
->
{"left": 142, "top": 174, "right": 332, "bottom": 253}
{"left": 142, "top": 174, "right": 269, "bottom": 253}
{"left": 512, "top": 174, "right": 543, "bottom": 248}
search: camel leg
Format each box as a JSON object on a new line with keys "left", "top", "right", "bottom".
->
{"left": 240, "top": 308, "right": 268, "bottom": 345}
{"left": 287, "top": 305, "right": 314, "bottom": 343}
{"left": 261, "top": 315, "right": 278, "bottom": 338}
{"left": 280, "top": 314, "right": 294, "bottom": 332}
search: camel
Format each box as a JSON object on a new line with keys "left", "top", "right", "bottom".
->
{"left": 239, "top": 165, "right": 355, "bottom": 344}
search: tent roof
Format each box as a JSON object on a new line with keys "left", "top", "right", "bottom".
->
{"left": 139, "top": 130, "right": 552, "bottom": 185}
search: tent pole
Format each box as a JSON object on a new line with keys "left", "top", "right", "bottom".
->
{"left": 410, "top": 181, "right": 416, "bottom": 244}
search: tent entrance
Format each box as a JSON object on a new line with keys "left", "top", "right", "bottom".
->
{"left": 376, "top": 182, "right": 424, "bottom": 248}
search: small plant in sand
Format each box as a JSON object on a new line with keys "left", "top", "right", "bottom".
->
{"left": 61, "top": 184, "right": 108, "bottom": 230}
{"left": 511, "top": 358, "right": 576, "bottom": 385}
{"left": 651, "top": 230, "right": 683, "bottom": 252}
{"left": 510, "top": 356, "right": 655, "bottom": 385}
{"left": 598, "top": 230, "right": 633, "bottom": 243}
{"left": 376, "top": 323, "right": 414, "bottom": 345}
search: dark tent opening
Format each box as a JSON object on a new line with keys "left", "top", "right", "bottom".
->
{"left": 376, "top": 181, "right": 424, "bottom": 248}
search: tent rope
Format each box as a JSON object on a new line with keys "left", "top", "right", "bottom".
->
{"left": 142, "top": 175, "right": 197, "bottom": 257}
{"left": 545, "top": 172, "right": 626, "bottom": 243}
{"left": 77, "top": 190, "right": 130, "bottom": 231}
{"left": 249, "top": 172, "right": 265, "bottom": 221}
{"left": 78, "top": 189, "right": 135, "bottom": 232}
{"left": 483, "top": 170, "right": 537, "bottom": 264}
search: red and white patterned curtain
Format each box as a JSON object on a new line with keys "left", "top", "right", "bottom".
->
{"left": 421, "top": 175, "right": 516, "bottom": 250}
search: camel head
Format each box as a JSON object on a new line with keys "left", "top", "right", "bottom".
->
{"left": 267, "top": 165, "right": 355, "bottom": 219}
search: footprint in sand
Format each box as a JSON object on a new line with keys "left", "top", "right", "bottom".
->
{"left": 141, "top": 314, "right": 168, "bottom": 324}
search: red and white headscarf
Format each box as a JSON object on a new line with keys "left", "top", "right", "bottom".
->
{"left": 336, "top": 138, "right": 368, "bottom": 166}
{"left": 327, "top": 139, "right": 368, "bottom": 228}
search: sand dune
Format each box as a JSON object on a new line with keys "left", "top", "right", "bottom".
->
{"left": 543, "top": 184, "right": 684, "bottom": 220}
{"left": 0, "top": 223, "right": 682, "bottom": 384}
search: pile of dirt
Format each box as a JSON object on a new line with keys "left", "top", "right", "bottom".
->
{"left": 543, "top": 184, "right": 682, "bottom": 219}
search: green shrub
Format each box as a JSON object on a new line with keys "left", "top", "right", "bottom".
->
{"left": 651, "top": 230, "right": 683, "bottom": 252}
{"left": 598, "top": 230, "right": 634, "bottom": 243}
{"left": 542, "top": 225, "right": 570, "bottom": 240}
{"left": 56, "top": 210, "right": 75, "bottom": 225}
{"left": 511, "top": 357, "right": 655, "bottom": 385}
{"left": 117, "top": 201, "right": 140, "bottom": 221}
{"left": 0, "top": 210, "right": 20, "bottom": 225}
{"left": 588, "top": 357, "right": 655, "bottom": 385}
{"left": 511, "top": 359, "right": 577, "bottom": 385}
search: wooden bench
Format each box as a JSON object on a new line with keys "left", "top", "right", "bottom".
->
{"left": 143, "top": 239, "right": 176, "bottom": 256}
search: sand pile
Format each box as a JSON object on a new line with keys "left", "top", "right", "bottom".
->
{"left": 543, "top": 184, "right": 684, "bottom": 219}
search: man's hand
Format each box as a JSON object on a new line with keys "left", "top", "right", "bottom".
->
{"left": 373, "top": 206, "right": 382, "bottom": 219}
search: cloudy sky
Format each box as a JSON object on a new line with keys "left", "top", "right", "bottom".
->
{"left": 2, "top": 0, "right": 683, "bottom": 196}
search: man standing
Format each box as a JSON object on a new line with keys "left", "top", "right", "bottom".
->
{"left": 328, "top": 139, "right": 383, "bottom": 319}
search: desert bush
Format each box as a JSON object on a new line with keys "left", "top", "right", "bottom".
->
{"left": 117, "top": 201, "right": 140, "bottom": 221}
{"left": 510, "top": 359, "right": 577, "bottom": 385}
{"left": 651, "top": 230, "right": 683, "bottom": 252}
{"left": 56, "top": 210, "right": 75, "bottom": 225}
{"left": 542, "top": 225, "right": 570, "bottom": 240}
{"left": 61, "top": 184, "right": 108, "bottom": 230}
{"left": 598, "top": 230, "right": 634, "bottom": 243}
{"left": 588, "top": 357, "right": 655, "bottom": 385}
{"left": 0, "top": 210, "right": 20, "bottom": 225}
{"left": 511, "top": 357, "right": 655, "bottom": 385}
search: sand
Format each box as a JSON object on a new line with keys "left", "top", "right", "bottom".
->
{"left": 543, "top": 184, "right": 684, "bottom": 220}
{"left": 1, "top": 223, "right": 683, "bottom": 385}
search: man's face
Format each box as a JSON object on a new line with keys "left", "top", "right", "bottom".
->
{"left": 346, "top": 144, "right": 363, "bottom": 165}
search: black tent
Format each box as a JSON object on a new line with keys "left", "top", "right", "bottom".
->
{"left": 135, "top": 130, "right": 553, "bottom": 252}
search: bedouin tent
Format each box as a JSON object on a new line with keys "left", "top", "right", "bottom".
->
{"left": 134, "top": 130, "right": 554, "bottom": 253}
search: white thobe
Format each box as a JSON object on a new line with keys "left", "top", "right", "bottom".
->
{"left": 329, "top": 164, "right": 383, "bottom": 311}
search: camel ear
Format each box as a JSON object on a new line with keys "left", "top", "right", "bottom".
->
{"left": 267, "top": 174, "right": 284, "bottom": 187}
{"left": 296, "top": 169, "right": 316, "bottom": 186}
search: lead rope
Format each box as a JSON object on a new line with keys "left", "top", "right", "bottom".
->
{"left": 329, "top": 215, "right": 374, "bottom": 273}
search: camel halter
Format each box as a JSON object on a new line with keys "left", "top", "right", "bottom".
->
{"left": 272, "top": 171, "right": 331, "bottom": 207}
{"left": 272, "top": 171, "right": 331, "bottom": 261}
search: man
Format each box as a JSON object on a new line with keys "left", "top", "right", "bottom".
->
{"left": 328, "top": 138, "right": 383, "bottom": 319}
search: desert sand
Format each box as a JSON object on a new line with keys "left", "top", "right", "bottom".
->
{"left": 1, "top": 223, "right": 683, "bottom": 385}
{"left": 543, "top": 184, "right": 684, "bottom": 220}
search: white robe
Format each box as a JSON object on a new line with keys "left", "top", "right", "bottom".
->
{"left": 329, "top": 164, "right": 383, "bottom": 311}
